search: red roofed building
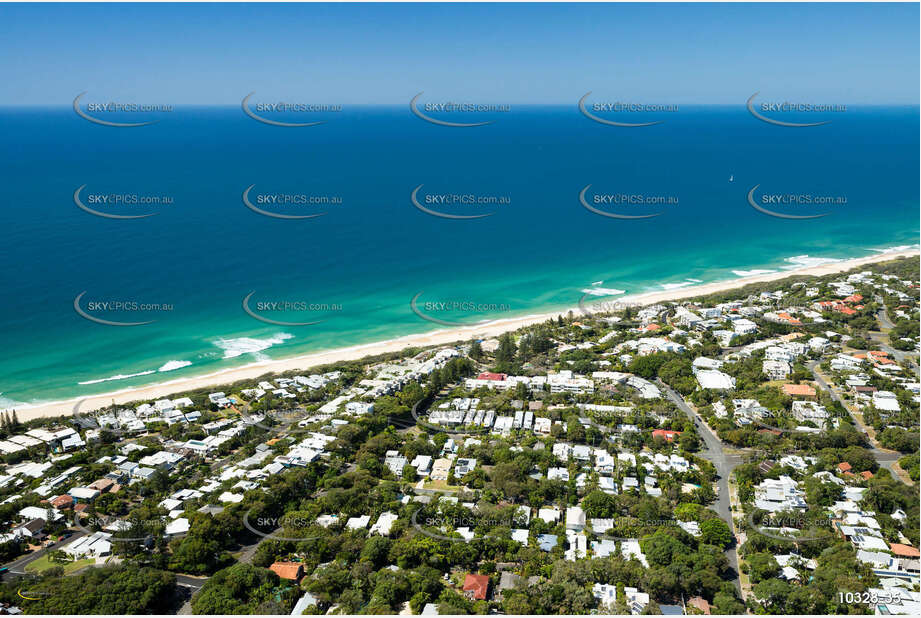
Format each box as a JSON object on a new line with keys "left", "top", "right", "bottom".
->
{"left": 860, "top": 471, "right": 873, "bottom": 480}
{"left": 889, "top": 543, "right": 921, "bottom": 558}
{"left": 644, "top": 324, "right": 661, "bottom": 332}
{"left": 652, "top": 429, "right": 682, "bottom": 442}
{"left": 843, "top": 294, "right": 863, "bottom": 304}
{"left": 688, "top": 596, "right": 712, "bottom": 615}
{"left": 837, "top": 462, "right": 852, "bottom": 473}
{"left": 50, "top": 494, "right": 74, "bottom": 510}
{"left": 463, "top": 573, "right": 490, "bottom": 601}
{"left": 776, "top": 312, "right": 803, "bottom": 326}
{"left": 269, "top": 561, "right": 304, "bottom": 582}
{"left": 783, "top": 383, "right": 817, "bottom": 398}
{"left": 477, "top": 372, "right": 508, "bottom": 381}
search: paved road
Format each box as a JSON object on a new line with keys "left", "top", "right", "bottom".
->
{"left": 659, "top": 381, "right": 743, "bottom": 594}
{"left": 808, "top": 362, "right": 908, "bottom": 483}
{"left": 872, "top": 297, "right": 918, "bottom": 373}
{"left": 2, "top": 531, "right": 87, "bottom": 576}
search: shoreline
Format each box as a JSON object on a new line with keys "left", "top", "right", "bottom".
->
{"left": 11, "top": 248, "right": 919, "bottom": 422}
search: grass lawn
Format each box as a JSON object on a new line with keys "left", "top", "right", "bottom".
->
{"left": 25, "top": 554, "right": 95, "bottom": 575}
{"left": 422, "top": 479, "right": 461, "bottom": 492}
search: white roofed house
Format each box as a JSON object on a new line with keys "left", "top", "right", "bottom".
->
{"left": 566, "top": 506, "right": 586, "bottom": 531}
{"left": 694, "top": 368, "right": 736, "bottom": 390}
{"left": 538, "top": 506, "right": 561, "bottom": 524}
{"left": 692, "top": 357, "right": 724, "bottom": 371}
{"left": 346, "top": 514, "right": 371, "bottom": 530}
{"left": 454, "top": 458, "right": 477, "bottom": 477}
{"left": 872, "top": 391, "right": 901, "bottom": 413}
{"left": 68, "top": 486, "right": 101, "bottom": 503}
{"left": 384, "top": 451, "right": 408, "bottom": 478}
{"left": 762, "top": 359, "right": 791, "bottom": 381}
{"left": 791, "top": 400, "right": 829, "bottom": 425}
{"left": 63, "top": 531, "right": 112, "bottom": 559}
{"left": 369, "top": 512, "right": 398, "bottom": 536}
{"left": 734, "top": 318, "right": 759, "bottom": 334}
{"left": 594, "top": 450, "right": 615, "bottom": 475}
{"left": 346, "top": 401, "right": 374, "bottom": 416}
{"left": 753, "top": 475, "right": 807, "bottom": 513}
{"left": 534, "top": 416, "right": 551, "bottom": 435}
{"left": 411, "top": 454, "right": 432, "bottom": 476}
{"left": 547, "top": 467, "right": 569, "bottom": 482}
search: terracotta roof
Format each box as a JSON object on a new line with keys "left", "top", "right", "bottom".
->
{"left": 463, "top": 573, "right": 490, "bottom": 601}
{"left": 477, "top": 372, "right": 508, "bottom": 381}
{"left": 688, "top": 596, "right": 711, "bottom": 615}
{"left": 50, "top": 494, "right": 74, "bottom": 509}
{"left": 837, "top": 462, "right": 852, "bottom": 472}
{"left": 652, "top": 429, "right": 682, "bottom": 442}
{"left": 270, "top": 561, "right": 304, "bottom": 581}
{"left": 889, "top": 543, "right": 920, "bottom": 558}
{"left": 860, "top": 471, "right": 873, "bottom": 480}
{"left": 783, "top": 383, "right": 816, "bottom": 397}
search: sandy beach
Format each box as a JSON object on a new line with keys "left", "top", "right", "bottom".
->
{"left": 11, "top": 248, "right": 919, "bottom": 422}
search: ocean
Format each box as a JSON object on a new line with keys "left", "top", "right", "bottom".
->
{"left": 0, "top": 104, "right": 917, "bottom": 407}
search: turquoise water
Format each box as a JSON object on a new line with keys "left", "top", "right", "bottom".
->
{"left": 0, "top": 105, "right": 917, "bottom": 406}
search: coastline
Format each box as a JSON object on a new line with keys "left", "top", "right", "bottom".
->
{"left": 11, "top": 248, "right": 919, "bottom": 422}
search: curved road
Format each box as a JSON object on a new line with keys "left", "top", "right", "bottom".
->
{"left": 659, "top": 381, "right": 743, "bottom": 593}
{"left": 808, "top": 362, "right": 908, "bottom": 484}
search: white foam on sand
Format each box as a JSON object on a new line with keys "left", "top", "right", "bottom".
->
{"left": 213, "top": 333, "right": 294, "bottom": 360}
{"left": 733, "top": 269, "right": 777, "bottom": 277}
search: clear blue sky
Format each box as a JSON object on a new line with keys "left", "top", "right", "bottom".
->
{"left": 1, "top": 2, "right": 918, "bottom": 105}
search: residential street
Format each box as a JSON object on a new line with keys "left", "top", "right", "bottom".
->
{"left": 659, "top": 381, "right": 743, "bottom": 594}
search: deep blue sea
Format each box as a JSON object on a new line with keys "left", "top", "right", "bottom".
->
{"left": 0, "top": 104, "right": 917, "bottom": 406}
